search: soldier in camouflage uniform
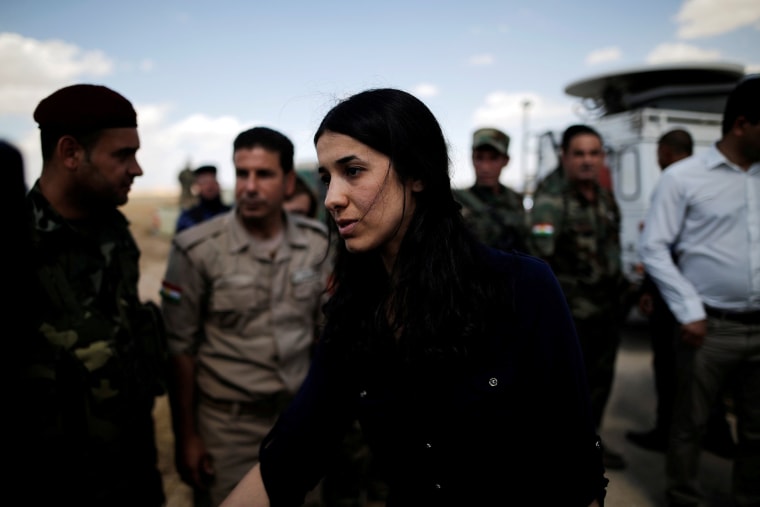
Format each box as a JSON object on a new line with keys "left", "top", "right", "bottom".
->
{"left": 528, "top": 124, "right": 629, "bottom": 471}
{"left": 454, "top": 127, "right": 528, "bottom": 252}
{"left": 17, "top": 85, "right": 167, "bottom": 506}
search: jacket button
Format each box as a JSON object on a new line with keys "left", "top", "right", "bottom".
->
{"left": 488, "top": 377, "right": 498, "bottom": 387}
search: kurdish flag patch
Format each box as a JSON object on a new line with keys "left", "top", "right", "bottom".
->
{"left": 160, "top": 280, "right": 183, "bottom": 303}
{"left": 531, "top": 223, "right": 555, "bottom": 236}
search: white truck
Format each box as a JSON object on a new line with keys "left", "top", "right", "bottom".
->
{"left": 530, "top": 61, "right": 746, "bottom": 285}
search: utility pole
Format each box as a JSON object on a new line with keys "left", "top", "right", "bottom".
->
{"left": 521, "top": 99, "right": 532, "bottom": 205}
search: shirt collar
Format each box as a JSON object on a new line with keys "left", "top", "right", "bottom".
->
{"left": 227, "top": 209, "right": 307, "bottom": 253}
{"left": 706, "top": 142, "right": 760, "bottom": 174}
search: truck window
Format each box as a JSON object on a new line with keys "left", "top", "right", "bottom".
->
{"left": 614, "top": 147, "right": 641, "bottom": 202}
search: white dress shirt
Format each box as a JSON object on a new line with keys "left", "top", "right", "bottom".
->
{"left": 638, "top": 143, "right": 760, "bottom": 324}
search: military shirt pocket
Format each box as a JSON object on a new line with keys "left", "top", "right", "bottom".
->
{"left": 291, "top": 268, "right": 322, "bottom": 301}
{"left": 211, "top": 275, "right": 268, "bottom": 332}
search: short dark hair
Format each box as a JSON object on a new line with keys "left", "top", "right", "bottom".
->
{"left": 722, "top": 74, "right": 760, "bottom": 135}
{"left": 561, "top": 124, "right": 602, "bottom": 152}
{"left": 658, "top": 129, "right": 693, "bottom": 156}
{"left": 39, "top": 128, "right": 102, "bottom": 161}
{"left": 233, "top": 127, "right": 294, "bottom": 173}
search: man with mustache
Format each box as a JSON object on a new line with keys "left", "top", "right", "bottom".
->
{"left": 161, "top": 127, "right": 332, "bottom": 506}
{"left": 528, "top": 124, "right": 630, "bottom": 471}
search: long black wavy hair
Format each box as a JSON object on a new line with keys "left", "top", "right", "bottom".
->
{"left": 314, "top": 88, "right": 507, "bottom": 365}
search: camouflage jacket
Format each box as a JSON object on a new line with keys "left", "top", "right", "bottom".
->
{"left": 19, "top": 182, "right": 166, "bottom": 504}
{"left": 528, "top": 177, "right": 625, "bottom": 320}
{"left": 534, "top": 167, "right": 564, "bottom": 195}
{"left": 454, "top": 184, "right": 528, "bottom": 252}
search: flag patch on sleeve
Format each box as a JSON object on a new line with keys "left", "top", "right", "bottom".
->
{"left": 160, "top": 280, "right": 183, "bottom": 303}
{"left": 531, "top": 223, "right": 555, "bottom": 236}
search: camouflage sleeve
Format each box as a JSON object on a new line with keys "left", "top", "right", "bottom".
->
{"left": 528, "top": 192, "right": 563, "bottom": 259}
{"left": 160, "top": 240, "right": 207, "bottom": 356}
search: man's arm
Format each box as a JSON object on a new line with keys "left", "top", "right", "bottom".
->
{"left": 161, "top": 241, "right": 212, "bottom": 489}
{"left": 168, "top": 353, "right": 214, "bottom": 488}
{"left": 638, "top": 169, "right": 706, "bottom": 330}
{"left": 527, "top": 191, "right": 563, "bottom": 261}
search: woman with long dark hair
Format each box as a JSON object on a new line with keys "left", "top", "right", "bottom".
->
{"left": 222, "top": 88, "right": 607, "bottom": 506}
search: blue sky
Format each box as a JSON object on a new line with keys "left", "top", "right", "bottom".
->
{"left": 1, "top": 0, "right": 758, "bottom": 194}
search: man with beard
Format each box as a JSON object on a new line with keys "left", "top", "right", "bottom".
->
{"left": 18, "top": 84, "right": 167, "bottom": 507}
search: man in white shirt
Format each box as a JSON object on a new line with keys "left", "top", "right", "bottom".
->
{"left": 639, "top": 75, "right": 760, "bottom": 507}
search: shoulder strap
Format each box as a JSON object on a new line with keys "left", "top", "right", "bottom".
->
{"left": 173, "top": 214, "right": 226, "bottom": 251}
{"left": 290, "top": 212, "right": 329, "bottom": 236}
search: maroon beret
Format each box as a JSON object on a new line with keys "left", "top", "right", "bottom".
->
{"left": 33, "top": 84, "right": 137, "bottom": 131}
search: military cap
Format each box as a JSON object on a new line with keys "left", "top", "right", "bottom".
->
{"left": 193, "top": 165, "right": 218, "bottom": 176}
{"left": 33, "top": 84, "right": 137, "bottom": 131}
{"left": 472, "top": 127, "right": 510, "bottom": 156}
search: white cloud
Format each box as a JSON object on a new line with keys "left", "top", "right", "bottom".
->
{"left": 0, "top": 32, "right": 114, "bottom": 115}
{"left": 585, "top": 47, "right": 622, "bottom": 66}
{"left": 473, "top": 91, "right": 573, "bottom": 128}
{"left": 676, "top": 0, "right": 760, "bottom": 39}
{"left": 452, "top": 91, "right": 575, "bottom": 191}
{"left": 646, "top": 42, "right": 722, "bottom": 64}
{"left": 469, "top": 54, "right": 495, "bottom": 66}
{"left": 134, "top": 109, "right": 253, "bottom": 192}
{"left": 412, "top": 83, "right": 439, "bottom": 98}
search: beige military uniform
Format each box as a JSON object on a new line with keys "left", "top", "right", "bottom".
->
{"left": 163, "top": 209, "right": 331, "bottom": 399}
{"left": 161, "top": 209, "right": 331, "bottom": 505}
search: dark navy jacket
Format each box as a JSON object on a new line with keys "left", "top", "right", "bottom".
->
{"left": 259, "top": 249, "right": 607, "bottom": 506}
{"left": 175, "top": 197, "right": 231, "bottom": 233}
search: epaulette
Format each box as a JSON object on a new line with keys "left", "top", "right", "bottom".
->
{"left": 289, "top": 213, "right": 329, "bottom": 236}
{"left": 172, "top": 212, "right": 228, "bottom": 251}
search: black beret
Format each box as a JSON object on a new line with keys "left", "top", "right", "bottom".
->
{"left": 33, "top": 84, "right": 137, "bottom": 131}
{"left": 193, "top": 165, "right": 217, "bottom": 176}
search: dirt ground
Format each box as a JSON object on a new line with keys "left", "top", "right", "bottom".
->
{"left": 122, "top": 193, "right": 193, "bottom": 507}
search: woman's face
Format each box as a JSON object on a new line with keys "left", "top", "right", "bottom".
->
{"left": 317, "top": 131, "right": 421, "bottom": 270}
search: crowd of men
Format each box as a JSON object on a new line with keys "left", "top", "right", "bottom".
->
{"left": 12, "top": 74, "right": 759, "bottom": 507}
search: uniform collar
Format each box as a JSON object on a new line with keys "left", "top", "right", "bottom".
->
{"left": 227, "top": 209, "right": 309, "bottom": 254}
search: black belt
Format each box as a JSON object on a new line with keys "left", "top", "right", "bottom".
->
{"left": 199, "top": 391, "right": 293, "bottom": 417}
{"left": 704, "top": 306, "right": 760, "bottom": 325}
